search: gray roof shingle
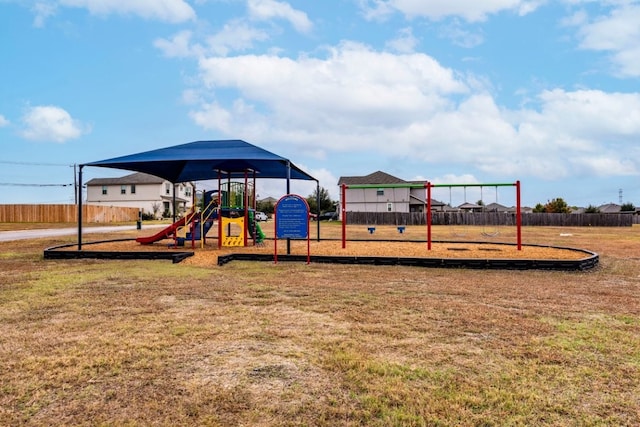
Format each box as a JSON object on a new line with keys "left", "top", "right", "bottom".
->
{"left": 338, "top": 171, "right": 406, "bottom": 186}
{"left": 86, "top": 172, "right": 164, "bottom": 186}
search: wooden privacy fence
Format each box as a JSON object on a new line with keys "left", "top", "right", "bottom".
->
{"left": 0, "top": 204, "right": 140, "bottom": 223}
{"left": 345, "top": 212, "right": 634, "bottom": 227}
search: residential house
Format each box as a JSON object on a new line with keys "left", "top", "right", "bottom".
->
{"left": 86, "top": 172, "right": 194, "bottom": 218}
{"left": 484, "top": 202, "right": 510, "bottom": 212}
{"left": 598, "top": 203, "right": 621, "bottom": 213}
{"left": 337, "top": 171, "right": 445, "bottom": 214}
{"left": 458, "top": 202, "right": 483, "bottom": 213}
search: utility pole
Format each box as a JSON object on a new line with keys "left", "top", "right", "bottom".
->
{"left": 73, "top": 164, "right": 78, "bottom": 205}
{"left": 619, "top": 188, "right": 623, "bottom": 205}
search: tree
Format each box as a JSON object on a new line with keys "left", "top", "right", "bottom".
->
{"left": 621, "top": 202, "right": 636, "bottom": 212}
{"left": 151, "top": 202, "right": 161, "bottom": 218}
{"left": 256, "top": 199, "right": 275, "bottom": 215}
{"left": 533, "top": 203, "right": 545, "bottom": 213}
{"left": 584, "top": 204, "right": 600, "bottom": 213}
{"left": 543, "top": 198, "right": 571, "bottom": 213}
{"left": 306, "top": 186, "right": 334, "bottom": 213}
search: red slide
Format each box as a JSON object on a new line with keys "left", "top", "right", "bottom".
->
{"left": 136, "top": 216, "right": 187, "bottom": 245}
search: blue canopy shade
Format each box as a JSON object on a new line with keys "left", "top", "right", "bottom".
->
{"left": 83, "top": 139, "right": 316, "bottom": 183}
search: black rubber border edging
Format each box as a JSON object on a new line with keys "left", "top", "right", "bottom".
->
{"left": 43, "top": 239, "right": 194, "bottom": 264}
{"left": 44, "top": 239, "right": 598, "bottom": 270}
{"left": 217, "top": 243, "right": 599, "bottom": 271}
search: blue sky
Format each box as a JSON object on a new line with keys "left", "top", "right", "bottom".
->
{"left": 1, "top": 0, "right": 639, "bottom": 208}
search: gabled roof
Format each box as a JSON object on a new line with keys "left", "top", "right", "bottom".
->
{"left": 598, "top": 203, "right": 621, "bottom": 213}
{"left": 84, "top": 140, "right": 316, "bottom": 183}
{"left": 86, "top": 172, "right": 165, "bottom": 186}
{"left": 484, "top": 202, "right": 510, "bottom": 212}
{"left": 338, "top": 171, "right": 406, "bottom": 186}
{"left": 459, "top": 202, "right": 482, "bottom": 210}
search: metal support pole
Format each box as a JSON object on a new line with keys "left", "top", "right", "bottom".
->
{"left": 426, "top": 182, "right": 432, "bottom": 250}
{"left": 516, "top": 180, "right": 522, "bottom": 250}
{"left": 286, "top": 161, "right": 291, "bottom": 255}
{"left": 218, "top": 171, "right": 222, "bottom": 249}
{"left": 77, "top": 165, "right": 83, "bottom": 250}
{"left": 172, "top": 183, "right": 176, "bottom": 223}
{"left": 341, "top": 184, "right": 347, "bottom": 249}
{"left": 244, "top": 170, "right": 249, "bottom": 247}
{"left": 316, "top": 181, "right": 320, "bottom": 241}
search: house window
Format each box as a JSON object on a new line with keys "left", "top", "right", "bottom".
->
{"left": 102, "top": 186, "right": 107, "bottom": 195}
{"left": 377, "top": 189, "right": 384, "bottom": 196}
{"left": 165, "top": 183, "right": 171, "bottom": 195}
{"left": 121, "top": 185, "right": 126, "bottom": 195}
{"left": 130, "top": 184, "right": 136, "bottom": 194}
{"left": 387, "top": 203, "right": 393, "bottom": 212}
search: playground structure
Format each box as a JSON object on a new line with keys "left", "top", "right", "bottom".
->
{"left": 135, "top": 178, "right": 266, "bottom": 248}
{"left": 134, "top": 167, "right": 267, "bottom": 248}
{"left": 135, "top": 190, "right": 219, "bottom": 247}
{"left": 217, "top": 180, "right": 265, "bottom": 248}
{"left": 340, "top": 181, "right": 522, "bottom": 250}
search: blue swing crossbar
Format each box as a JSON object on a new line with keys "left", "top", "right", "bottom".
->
{"left": 367, "top": 227, "right": 376, "bottom": 234}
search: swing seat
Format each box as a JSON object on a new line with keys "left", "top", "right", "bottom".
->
{"left": 397, "top": 226, "right": 405, "bottom": 234}
{"left": 367, "top": 227, "right": 376, "bottom": 234}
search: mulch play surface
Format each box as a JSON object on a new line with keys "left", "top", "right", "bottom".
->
{"left": 79, "top": 225, "right": 590, "bottom": 268}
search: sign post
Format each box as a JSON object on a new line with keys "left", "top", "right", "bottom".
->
{"left": 274, "top": 194, "right": 310, "bottom": 264}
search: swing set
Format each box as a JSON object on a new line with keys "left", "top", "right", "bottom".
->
{"left": 446, "top": 185, "right": 501, "bottom": 237}
{"left": 340, "top": 181, "right": 522, "bottom": 250}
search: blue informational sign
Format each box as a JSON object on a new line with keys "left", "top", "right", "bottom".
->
{"left": 275, "top": 195, "right": 309, "bottom": 239}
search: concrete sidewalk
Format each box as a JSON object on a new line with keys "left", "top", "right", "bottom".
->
{"left": 0, "top": 224, "right": 166, "bottom": 242}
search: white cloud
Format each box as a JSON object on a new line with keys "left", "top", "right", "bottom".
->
{"left": 438, "top": 20, "right": 484, "bottom": 48}
{"left": 247, "top": 0, "right": 313, "bottom": 33}
{"left": 59, "top": 0, "right": 196, "bottom": 23}
{"left": 0, "top": 114, "right": 9, "bottom": 127}
{"left": 154, "top": 30, "right": 200, "bottom": 58}
{"left": 256, "top": 167, "right": 340, "bottom": 200}
{"left": 385, "top": 27, "right": 419, "bottom": 53}
{"left": 205, "top": 20, "right": 270, "bottom": 56}
{"left": 196, "top": 42, "right": 467, "bottom": 135}
{"left": 32, "top": 1, "right": 58, "bottom": 27}
{"left": 185, "top": 41, "right": 639, "bottom": 183}
{"left": 431, "top": 173, "right": 479, "bottom": 184}
{"left": 572, "top": 3, "right": 640, "bottom": 77}
{"left": 509, "top": 89, "right": 640, "bottom": 177}
{"left": 20, "top": 105, "right": 89, "bottom": 143}
{"left": 155, "top": 22, "right": 270, "bottom": 58}
{"left": 360, "top": 0, "right": 542, "bottom": 22}
{"left": 534, "top": 89, "right": 640, "bottom": 139}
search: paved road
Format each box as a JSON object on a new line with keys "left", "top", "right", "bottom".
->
{"left": 0, "top": 224, "right": 166, "bottom": 242}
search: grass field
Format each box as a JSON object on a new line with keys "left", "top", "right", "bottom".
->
{"left": 1, "top": 224, "right": 639, "bottom": 425}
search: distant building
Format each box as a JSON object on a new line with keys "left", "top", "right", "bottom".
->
{"left": 86, "top": 172, "right": 194, "bottom": 218}
{"left": 337, "top": 171, "right": 445, "bottom": 214}
{"left": 259, "top": 196, "right": 278, "bottom": 205}
{"left": 598, "top": 203, "right": 621, "bottom": 213}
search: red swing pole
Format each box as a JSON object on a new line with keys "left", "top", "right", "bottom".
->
{"left": 341, "top": 184, "right": 347, "bottom": 249}
{"left": 426, "top": 182, "right": 432, "bottom": 250}
{"left": 516, "top": 180, "right": 522, "bottom": 250}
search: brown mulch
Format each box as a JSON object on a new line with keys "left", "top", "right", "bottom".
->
{"left": 77, "top": 238, "right": 590, "bottom": 268}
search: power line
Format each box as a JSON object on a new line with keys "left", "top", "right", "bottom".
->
{"left": 0, "top": 183, "right": 74, "bottom": 187}
{"left": 0, "top": 161, "right": 74, "bottom": 167}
